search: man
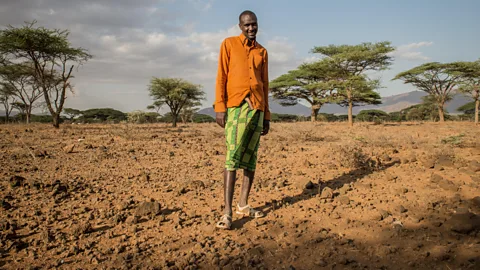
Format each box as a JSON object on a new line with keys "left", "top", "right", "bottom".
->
{"left": 213, "top": 10, "right": 270, "bottom": 230}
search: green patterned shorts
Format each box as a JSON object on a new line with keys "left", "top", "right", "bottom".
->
{"left": 225, "top": 102, "right": 264, "bottom": 171}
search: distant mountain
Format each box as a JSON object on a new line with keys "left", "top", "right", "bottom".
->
{"left": 198, "top": 91, "right": 473, "bottom": 117}
{"left": 197, "top": 98, "right": 311, "bottom": 118}
{"left": 353, "top": 91, "right": 472, "bottom": 115}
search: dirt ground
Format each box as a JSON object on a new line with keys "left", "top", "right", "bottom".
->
{"left": 1, "top": 121, "right": 480, "bottom": 269}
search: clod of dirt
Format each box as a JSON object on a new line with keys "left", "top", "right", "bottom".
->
{"left": 378, "top": 210, "right": 390, "bottom": 221}
{"left": 141, "top": 172, "right": 150, "bottom": 182}
{"left": 430, "top": 174, "right": 444, "bottom": 183}
{"left": 72, "top": 222, "right": 92, "bottom": 237}
{"left": 1, "top": 200, "right": 12, "bottom": 210}
{"left": 422, "top": 158, "right": 436, "bottom": 169}
{"left": 51, "top": 182, "right": 68, "bottom": 196}
{"left": 439, "top": 179, "right": 458, "bottom": 192}
{"left": 468, "top": 160, "right": 480, "bottom": 172}
{"left": 320, "top": 187, "right": 334, "bottom": 199}
{"left": 126, "top": 215, "right": 139, "bottom": 225}
{"left": 396, "top": 205, "right": 407, "bottom": 213}
{"left": 190, "top": 180, "right": 206, "bottom": 190}
{"left": 314, "top": 259, "right": 328, "bottom": 267}
{"left": 33, "top": 149, "right": 48, "bottom": 157}
{"left": 135, "top": 201, "right": 161, "bottom": 218}
{"left": 9, "top": 175, "right": 26, "bottom": 188}
{"left": 339, "top": 184, "right": 352, "bottom": 195}
{"left": 113, "top": 213, "right": 127, "bottom": 224}
{"left": 381, "top": 154, "right": 392, "bottom": 162}
{"left": 338, "top": 196, "right": 350, "bottom": 205}
{"left": 116, "top": 201, "right": 129, "bottom": 211}
{"left": 436, "top": 155, "right": 454, "bottom": 168}
{"left": 294, "top": 177, "right": 314, "bottom": 190}
{"left": 472, "top": 196, "right": 480, "bottom": 209}
{"left": 63, "top": 144, "right": 75, "bottom": 153}
{"left": 444, "top": 212, "right": 480, "bottom": 234}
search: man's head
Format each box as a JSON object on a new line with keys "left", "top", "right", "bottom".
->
{"left": 238, "top": 10, "right": 258, "bottom": 41}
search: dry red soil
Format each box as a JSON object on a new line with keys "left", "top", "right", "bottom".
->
{"left": 1, "top": 122, "right": 480, "bottom": 269}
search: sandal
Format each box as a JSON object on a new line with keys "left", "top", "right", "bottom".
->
{"left": 215, "top": 214, "right": 232, "bottom": 230}
{"left": 236, "top": 204, "right": 265, "bottom": 218}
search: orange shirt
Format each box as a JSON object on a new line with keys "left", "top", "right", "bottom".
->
{"left": 214, "top": 33, "right": 271, "bottom": 120}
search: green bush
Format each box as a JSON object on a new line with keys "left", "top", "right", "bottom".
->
{"left": 193, "top": 114, "right": 215, "bottom": 123}
{"left": 356, "top": 110, "right": 389, "bottom": 122}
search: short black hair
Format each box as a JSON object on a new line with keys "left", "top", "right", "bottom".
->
{"left": 239, "top": 10, "right": 257, "bottom": 24}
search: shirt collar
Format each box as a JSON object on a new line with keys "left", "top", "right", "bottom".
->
{"left": 239, "top": 33, "right": 256, "bottom": 48}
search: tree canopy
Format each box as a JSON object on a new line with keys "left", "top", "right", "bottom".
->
{"left": 0, "top": 21, "right": 92, "bottom": 128}
{"left": 393, "top": 62, "right": 465, "bottom": 122}
{"left": 148, "top": 77, "right": 205, "bottom": 127}
{"left": 311, "top": 41, "right": 394, "bottom": 126}
{"left": 456, "top": 60, "right": 480, "bottom": 124}
{"left": 270, "top": 60, "right": 335, "bottom": 121}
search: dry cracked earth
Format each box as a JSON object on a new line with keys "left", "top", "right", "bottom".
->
{"left": 1, "top": 121, "right": 480, "bottom": 270}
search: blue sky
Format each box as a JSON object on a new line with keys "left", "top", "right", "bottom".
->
{"left": 0, "top": 0, "right": 479, "bottom": 113}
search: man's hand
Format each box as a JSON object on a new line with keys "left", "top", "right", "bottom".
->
{"left": 261, "top": 120, "right": 270, "bottom": 136}
{"left": 216, "top": 112, "right": 226, "bottom": 128}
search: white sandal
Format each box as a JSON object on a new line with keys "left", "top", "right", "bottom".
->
{"left": 236, "top": 204, "right": 265, "bottom": 218}
{"left": 215, "top": 214, "right": 232, "bottom": 230}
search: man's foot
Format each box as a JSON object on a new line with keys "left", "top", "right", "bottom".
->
{"left": 236, "top": 204, "right": 265, "bottom": 218}
{"left": 215, "top": 214, "right": 232, "bottom": 230}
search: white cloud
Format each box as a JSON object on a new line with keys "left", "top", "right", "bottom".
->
{"left": 0, "top": 0, "right": 299, "bottom": 112}
{"left": 389, "top": 41, "right": 433, "bottom": 61}
{"left": 188, "top": 0, "right": 214, "bottom": 11}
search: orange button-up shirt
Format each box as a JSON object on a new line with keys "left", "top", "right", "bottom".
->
{"left": 214, "top": 33, "right": 271, "bottom": 120}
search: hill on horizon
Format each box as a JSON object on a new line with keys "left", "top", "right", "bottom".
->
{"left": 1, "top": 91, "right": 473, "bottom": 118}
{"left": 197, "top": 91, "right": 473, "bottom": 118}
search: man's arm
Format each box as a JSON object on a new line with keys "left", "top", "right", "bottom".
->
{"left": 262, "top": 50, "right": 270, "bottom": 135}
{"left": 214, "top": 40, "right": 229, "bottom": 127}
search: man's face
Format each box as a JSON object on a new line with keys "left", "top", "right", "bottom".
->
{"left": 239, "top": 14, "right": 258, "bottom": 40}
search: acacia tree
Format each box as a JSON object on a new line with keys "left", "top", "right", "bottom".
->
{"left": 329, "top": 75, "right": 382, "bottom": 117}
{"left": 311, "top": 42, "right": 394, "bottom": 126}
{"left": 457, "top": 61, "right": 480, "bottom": 124}
{"left": 270, "top": 61, "right": 334, "bottom": 122}
{"left": 393, "top": 62, "right": 464, "bottom": 123}
{"left": 0, "top": 21, "right": 92, "bottom": 128}
{"left": 148, "top": 77, "right": 205, "bottom": 127}
{"left": 0, "top": 63, "right": 43, "bottom": 123}
{"left": 0, "top": 84, "right": 16, "bottom": 122}
{"left": 63, "top": 107, "right": 82, "bottom": 120}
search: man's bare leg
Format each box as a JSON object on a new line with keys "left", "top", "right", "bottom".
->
{"left": 239, "top": 169, "right": 255, "bottom": 207}
{"left": 224, "top": 169, "right": 236, "bottom": 216}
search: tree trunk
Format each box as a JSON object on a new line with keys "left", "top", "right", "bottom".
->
{"left": 311, "top": 107, "right": 319, "bottom": 122}
{"left": 475, "top": 99, "right": 479, "bottom": 125}
{"left": 172, "top": 114, "right": 177, "bottom": 127}
{"left": 26, "top": 105, "right": 32, "bottom": 124}
{"left": 52, "top": 113, "right": 60, "bottom": 128}
{"left": 348, "top": 101, "right": 353, "bottom": 127}
{"left": 438, "top": 103, "right": 445, "bottom": 123}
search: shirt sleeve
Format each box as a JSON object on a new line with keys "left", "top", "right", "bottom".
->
{"left": 263, "top": 50, "right": 271, "bottom": 121}
{"left": 214, "top": 39, "right": 229, "bottom": 112}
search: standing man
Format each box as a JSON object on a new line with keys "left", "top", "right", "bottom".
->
{"left": 214, "top": 10, "right": 270, "bottom": 230}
